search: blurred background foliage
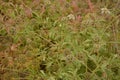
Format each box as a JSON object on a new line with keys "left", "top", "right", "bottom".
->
{"left": 0, "top": 0, "right": 120, "bottom": 80}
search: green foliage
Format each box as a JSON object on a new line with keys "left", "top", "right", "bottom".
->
{"left": 0, "top": 0, "right": 120, "bottom": 80}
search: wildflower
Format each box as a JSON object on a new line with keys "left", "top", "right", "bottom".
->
{"left": 44, "top": 0, "right": 51, "bottom": 4}
{"left": 101, "top": 7, "right": 111, "bottom": 14}
{"left": 67, "top": 14, "right": 75, "bottom": 20}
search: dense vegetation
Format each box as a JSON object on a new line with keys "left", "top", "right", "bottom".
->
{"left": 0, "top": 0, "right": 120, "bottom": 80}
